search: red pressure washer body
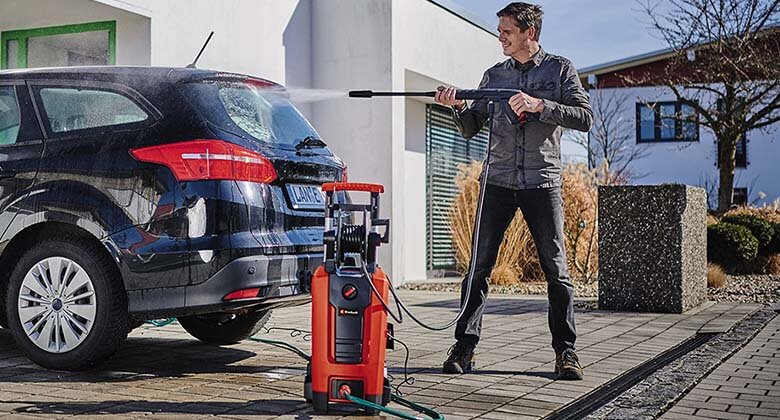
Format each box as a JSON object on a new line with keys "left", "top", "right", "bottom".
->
{"left": 304, "top": 182, "right": 392, "bottom": 413}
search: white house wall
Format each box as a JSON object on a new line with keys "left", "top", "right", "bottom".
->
{"left": 590, "top": 85, "right": 780, "bottom": 207}
{"left": 309, "top": 0, "right": 395, "bottom": 276}
{"left": 393, "top": 0, "right": 504, "bottom": 282}
{"left": 122, "top": 0, "right": 309, "bottom": 88}
{"left": 0, "top": 0, "right": 151, "bottom": 65}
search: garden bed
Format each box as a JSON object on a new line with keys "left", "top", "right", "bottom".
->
{"left": 402, "top": 275, "right": 780, "bottom": 304}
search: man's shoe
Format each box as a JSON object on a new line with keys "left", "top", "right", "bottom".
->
{"left": 442, "top": 342, "right": 475, "bottom": 374}
{"left": 555, "top": 349, "right": 583, "bottom": 380}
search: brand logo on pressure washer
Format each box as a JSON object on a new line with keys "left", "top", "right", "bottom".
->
{"left": 338, "top": 308, "right": 360, "bottom": 316}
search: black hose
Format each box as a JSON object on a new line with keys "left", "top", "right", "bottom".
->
{"left": 362, "top": 102, "right": 496, "bottom": 332}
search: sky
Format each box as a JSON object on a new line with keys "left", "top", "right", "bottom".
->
{"left": 451, "top": 0, "right": 673, "bottom": 69}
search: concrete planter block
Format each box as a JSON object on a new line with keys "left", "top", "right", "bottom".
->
{"left": 598, "top": 184, "right": 707, "bottom": 313}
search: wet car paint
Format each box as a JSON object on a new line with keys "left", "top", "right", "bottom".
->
{"left": 0, "top": 67, "right": 344, "bottom": 319}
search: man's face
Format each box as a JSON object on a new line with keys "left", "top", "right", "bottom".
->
{"left": 498, "top": 15, "right": 535, "bottom": 57}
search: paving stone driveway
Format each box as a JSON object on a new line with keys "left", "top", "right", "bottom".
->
{"left": 0, "top": 292, "right": 763, "bottom": 419}
{"left": 661, "top": 313, "right": 780, "bottom": 420}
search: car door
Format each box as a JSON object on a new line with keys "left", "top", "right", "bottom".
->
{"left": 28, "top": 79, "right": 191, "bottom": 289}
{"left": 0, "top": 81, "right": 45, "bottom": 243}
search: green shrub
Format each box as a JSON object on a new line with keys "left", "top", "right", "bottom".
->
{"left": 720, "top": 214, "right": 774, "bottom": 252}
{"left": 707, "top": 222, "right": 759, "bottom": 271}
{"left": 771, "top": 222, "right": 780, "bottom": 254}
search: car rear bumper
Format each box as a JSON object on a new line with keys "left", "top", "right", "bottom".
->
{"left": 127, "top": 253, "right": 322, "bottom": 319}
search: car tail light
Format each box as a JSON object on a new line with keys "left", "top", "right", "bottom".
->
{"left": 222, "top": 287, "right": 261, "bottom": 301}
{"left": 130, "top": 139, "right": 277, "bottom": 183}
{"left": 341, "top": 166, "right": 348, "bottom": 182}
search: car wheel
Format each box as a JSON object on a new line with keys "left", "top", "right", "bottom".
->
{"left": 0, "top": 291, "right": 7, "bottom": 329}
{"left": 5, "top": 237, "right": 129, "bottom": 370}
{"left": 178, "top": 310, "right": 271, "bottom": 345}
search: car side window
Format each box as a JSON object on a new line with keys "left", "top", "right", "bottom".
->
{"left": 0, "top": 86, "right": 21, "bottom": 146}
{"left": 39, "top": 87, "right": 148, "bottom": 134}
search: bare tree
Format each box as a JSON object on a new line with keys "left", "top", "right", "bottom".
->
{"left": 567, "top": 88, "right": 650, "bottom": 184}
{"left": 638, "top": 0, "right": 780, "bottom": 212}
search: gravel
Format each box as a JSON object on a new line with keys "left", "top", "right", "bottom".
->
{"left": 402, "top": 274, "right": 780, "bottom": 304}
{"left": 709, "top": 274, "right": 780, "bottom": 303}
{"left": 402, "top": 280, "right": 599, "bottom": 297}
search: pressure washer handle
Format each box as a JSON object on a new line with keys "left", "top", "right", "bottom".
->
{"left": 349, "top": 89, "right": 522, "bottom": 101}
{"left": 348, "top": 89, "right": 533, "bottom": 125}
{"left": 322, "top": 182, "right": 384, "bottom": 193}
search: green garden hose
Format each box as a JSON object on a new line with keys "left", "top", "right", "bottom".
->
{"left": 343, "top": 391, "right": 445, "bottom": 420}
{"left": 142, "top": 318, "right": 443, "bottom": 419}
{"left": 145, "top": 318, "right": 177, "bottom": 327}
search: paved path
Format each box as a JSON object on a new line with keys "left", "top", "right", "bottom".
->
{"left": 661, "top": 312, "right": 780, "bottom": 420}
{"left": 0, "top": 292, "right": 763, "bottom": 419}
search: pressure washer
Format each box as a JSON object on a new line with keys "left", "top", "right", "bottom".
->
{"left": 299, "top": 89, "right": 531, "bottom": 417}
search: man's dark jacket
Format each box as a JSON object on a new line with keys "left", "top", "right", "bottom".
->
{"left": 453, "top": 47, "right": 593, "bottom": 189}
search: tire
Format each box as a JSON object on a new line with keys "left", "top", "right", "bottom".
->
{"left": 178, "top": 310, "right": 271, "bottom": 345}
{"left": 0, "top": 291, "right": 7, "bottom": 329}
{"left": 5, "top": 237, "right": 129, "bottom": 371}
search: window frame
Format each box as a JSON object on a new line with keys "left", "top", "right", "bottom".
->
{"left": 1, "top": 21, "right": 116, "bottom": 70}
{"left": 0, "top": 84, "right": 22, "bottom": 146}
{"left": 0, "top": 81, "right": 45, "bottom": 146}
{"left": 28, "top": 80, "right": 161, "bottom": 139}
{"left": 635, "top": 101, "right": 700, "bottom": 143}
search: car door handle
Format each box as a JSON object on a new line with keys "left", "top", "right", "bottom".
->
{"left": 0, "top": 170, "right": 17, "bottom": 179}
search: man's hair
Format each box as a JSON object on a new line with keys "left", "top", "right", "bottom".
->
{"left": 497, "top": 2, "right": 543, "bottom": 41}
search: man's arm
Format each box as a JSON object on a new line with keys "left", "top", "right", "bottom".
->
{"left": 450, "top": 72, "right": 491, "bottom": 139}
{"left": 538, "top": 60, "right": 593, "bottom": 132}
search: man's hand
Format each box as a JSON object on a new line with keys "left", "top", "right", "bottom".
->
{"left": 508, "top": 92, "right": 544, "bottom": 117}
{"left": 435, "top": 86, "right": 465, "bottom": 109}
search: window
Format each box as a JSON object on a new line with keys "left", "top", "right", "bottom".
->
{"left": 39, "top": 88, "right": 148, "bottom": 133}
{"left": 636, "top": 102, "right": 698, "bottom": 143}
{"left": 0, "top": 86, "right": 21, "bottom": 145}
{"left": 1, "top": 21, "right": 115, "bottom": 69}
{"left": 181, "top": 80, "right": 320, "bottom": 147}
{"left": 732, "top": 188, "right": 748, "bottom": 206}
{"left": 426, "top": 104, "right": 489, "bottom": 274}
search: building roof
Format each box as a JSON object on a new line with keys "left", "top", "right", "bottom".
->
{"left": 578, "top": 46, "right": 676, "bottom": 77}
{"left": 427, "top": 0, "right": 498, "bottom": 38}
{"left": 579, "top": 23, "right": 780, "bottom": 76}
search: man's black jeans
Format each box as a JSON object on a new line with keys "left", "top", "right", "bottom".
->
{"left": 455, "top": 184, "right": 577, "bottom": 354}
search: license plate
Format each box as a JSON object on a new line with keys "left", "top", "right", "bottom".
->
{"left": 286, "top": 184, "right": 325, "bottom": 210}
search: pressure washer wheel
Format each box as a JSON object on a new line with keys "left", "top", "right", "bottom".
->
{"left": 178, "top": 310, "right": 271, "bottom": 345}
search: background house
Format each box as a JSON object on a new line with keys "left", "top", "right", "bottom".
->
{"left": 0, "top": 0, "right": 506, "bottom": 282}
{"left": 578, "top": 40, "right": 780, "bottom": 209}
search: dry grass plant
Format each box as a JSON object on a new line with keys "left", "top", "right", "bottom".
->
{"left": 449, "top": 161, "right": 598, "bottom": 284}
{"left": 723, "top": 200, "right": 780, "bottom": 223}
{"left": 707, "top": 263, "right": 728, "bottom": 288}
{"left": 765, "top": 254, "right": 780, "bottom": 275}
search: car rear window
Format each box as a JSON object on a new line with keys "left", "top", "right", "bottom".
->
{"left": 0, "top": 86, "right": 20, "bottom": 146}
{"left": 181, "top": 80, "right": 319, "bottom": 148}
{"left": 39, "top": 87, "right": 148, "bottom": 133}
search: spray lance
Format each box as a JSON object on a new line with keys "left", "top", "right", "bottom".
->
{"left": 347, "top": 87, "right": 531, "bottom": 331}
{"left": 349, "top": 88, "right": 539, "bottom": 125}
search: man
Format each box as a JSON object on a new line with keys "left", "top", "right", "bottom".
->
{"left": 434, "top": 2, "right": 592, "bottom": 380}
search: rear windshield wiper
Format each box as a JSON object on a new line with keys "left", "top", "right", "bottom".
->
{"left": 295, "top": 136, "right": 327, "bottom": 150}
